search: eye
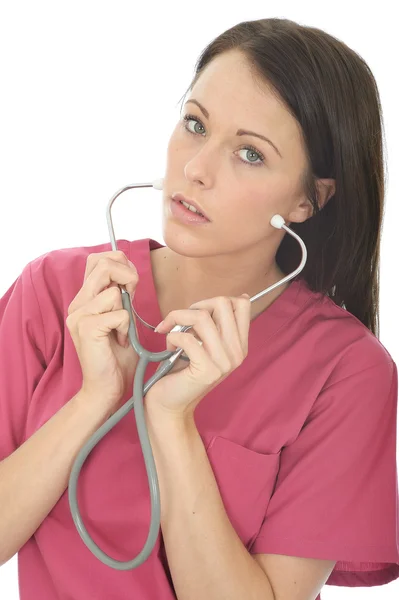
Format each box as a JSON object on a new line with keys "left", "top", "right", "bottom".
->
{"left": 182, "top": 114, "right": 266, "bottom": 167}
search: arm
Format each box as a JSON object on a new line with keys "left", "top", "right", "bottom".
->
{"left": 0, "top": 390, "right": 111, "bottom": 566}
{"left": 145, "top": 407, "right": 276, "bottom": 600}
{"left": 146, "top": 407, "right": 336, "bottom": 600}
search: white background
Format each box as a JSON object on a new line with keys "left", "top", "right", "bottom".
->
{"left": 0, "top": 1, "right": 397, "bottom": 598}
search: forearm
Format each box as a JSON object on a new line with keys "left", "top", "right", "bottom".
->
{"left": 145, "top": 408, "right": 275, "bottom": 600}
{"left": 0, "top": 390, "right": 111, "bottom": 565}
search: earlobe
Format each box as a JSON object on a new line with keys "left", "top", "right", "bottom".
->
{"left": 284, "top": 199, "right": 312, "bottom": 226}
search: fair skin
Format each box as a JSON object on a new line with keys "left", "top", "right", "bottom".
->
{"left": 152, "top": 49, "right": 335, "bottom": 323}
{"left": 148, "top": 49, "right": 337, "bottom": 599}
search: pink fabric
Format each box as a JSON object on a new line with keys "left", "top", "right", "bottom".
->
{"left": 0, "top": 237, "right": 398, "bottom": 600}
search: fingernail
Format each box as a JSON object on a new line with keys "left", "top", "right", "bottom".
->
{"left": 242, "top": 293, "right": 250, "bottom": 298}
{"left": 154, "top": 320, "right": 164, "bottom": 333}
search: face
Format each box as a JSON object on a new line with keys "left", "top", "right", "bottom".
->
{"left": 161, "top": 50, "right": 313, "bottom": 261}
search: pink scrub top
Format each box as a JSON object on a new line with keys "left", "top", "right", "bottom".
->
{"left": 0, "top": 237, "right": 398, "bottom": 600}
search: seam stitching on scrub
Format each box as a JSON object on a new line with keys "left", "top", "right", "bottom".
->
{"left": 321, "top": 358, "right": 395, "bottom": 393}
{"left": 27, "top": 261, "right": 48, "bottom": 364}
{"left": 254, "top": 295, "right": 316, "bottom": 351}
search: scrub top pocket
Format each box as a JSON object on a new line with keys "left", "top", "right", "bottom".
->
{"left": 206, "top": 435, "right": 281, "bottom": 549}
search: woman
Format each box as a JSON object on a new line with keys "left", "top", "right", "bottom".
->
{"left": 0, "top": 17, "right": 397, "bottom": 600}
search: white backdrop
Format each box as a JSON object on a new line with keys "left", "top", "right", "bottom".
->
{"left": 0, "top": 1, "right": 397, "bottom": 598}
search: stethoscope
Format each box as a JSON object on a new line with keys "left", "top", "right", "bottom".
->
{"left": 68, "top": 178, "right": 307, "bottom": 570}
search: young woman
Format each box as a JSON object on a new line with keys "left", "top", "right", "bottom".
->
{"left": 0, "top": 17, "right": 397, "bottom": 600}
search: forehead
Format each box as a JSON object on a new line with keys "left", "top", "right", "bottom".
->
{"left": 189, "top": 51, "right": 305, "bottom": 160}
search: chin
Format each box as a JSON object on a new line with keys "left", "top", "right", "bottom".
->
{"left": 162, "top": 228, "right": 214, "bottom": 258}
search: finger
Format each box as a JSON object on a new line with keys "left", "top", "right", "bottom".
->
{"left": 229, "top": 296, "right": 251, "bottom": 356}
{"left": 69, "top": 257, "right": 138, "bottom": 315}
{"left": 83, "top": 250, "right": 129, "bottom": 283}
{"left": 86, "top": 257, "right": 138, "bottom": 296}
{"left": 166, "top": 330, "right": 223, "bottom": 386}
{"left": 84, "top": 252, "right": 136, "bottom": 298}
{"left": 157, "top": 308, "right": 231, "bottom": 374}
{"left": 190, "top": 296, "right": 251, "bottom": 361}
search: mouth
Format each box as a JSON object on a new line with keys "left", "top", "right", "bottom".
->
{"left": 169, "top": 196, "right": 211, "bottom": 225}
{"left": 171, "top": 192, "right": 210, "bottom": 221}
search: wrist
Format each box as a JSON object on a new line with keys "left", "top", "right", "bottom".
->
{"left": 73, "top": 388, "right": 115, "bottom": 421}
{"left": 145, "top": 403, "right": 196, "bottom": 435}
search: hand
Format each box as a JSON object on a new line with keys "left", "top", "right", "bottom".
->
{"left": 145, "top": 294, "right": 251, "bottom": 420}
{"left": 66, "top": 250, "right": 140, "bottom": 416}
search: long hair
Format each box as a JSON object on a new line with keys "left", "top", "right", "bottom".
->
{"left": 177, "top": 18, "right": 387, "bottom": 338}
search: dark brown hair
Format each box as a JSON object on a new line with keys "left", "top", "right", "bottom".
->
{"left": 177, "top": 18, "right": 387, "bottom": 338}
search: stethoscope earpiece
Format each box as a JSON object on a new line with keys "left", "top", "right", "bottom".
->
{"left": 151, "top": 178, "right": 164, "bottom": 190}
{"left": 270, "top": 214, "right": 286, "bottom": 229}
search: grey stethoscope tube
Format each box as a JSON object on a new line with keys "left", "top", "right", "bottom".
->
{"left": 68, "top": 178, "right": 308, "bottom": 570}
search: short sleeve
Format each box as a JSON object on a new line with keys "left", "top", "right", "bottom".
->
{"left": 249, "top": 359, "right": 399, "bottom": 588}
{"left": 0, "top": 262, "right": 47, "bottom": 462}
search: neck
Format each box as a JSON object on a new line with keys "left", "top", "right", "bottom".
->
{"left": 151, "top": 247, "right": 290, "bottom": 322}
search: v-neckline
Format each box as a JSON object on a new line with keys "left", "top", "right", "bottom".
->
{"left": 129, "top": 237, "right": 315, "bottom": 354}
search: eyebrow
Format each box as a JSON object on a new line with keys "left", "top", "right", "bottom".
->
{"left": 184, "top": 98, "right": 283, "bottom": 159}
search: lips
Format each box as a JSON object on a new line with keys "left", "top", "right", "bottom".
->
{"left": 171, "top": 193, "right": 210, "bottom": 221}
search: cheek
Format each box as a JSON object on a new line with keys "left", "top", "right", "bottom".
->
{"left": 166, "top": 126, "right": 184, "bottom": 156}
{"left": 221, "top": 181, "right": 286, "bottom": 234}
{"left": 249, "top": 177, "right": 293, "bottom": 216}
{"left": 168, "top": 123, "right": 192, "bottom": 149}
{"left": 233, "top": 189, "right": 271, "bottom": 219}
{"left": 218, "top": 191, "right": 268, "bottom": 238}
{"left": 166, "top": 133, "right": 178, "bottom": 158}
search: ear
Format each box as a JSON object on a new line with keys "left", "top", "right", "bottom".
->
{"left": 286, "top": 178, "right": 336, "bottom": 225}
{"left": 315, "top": 178, "right": 336, "bottom": 209}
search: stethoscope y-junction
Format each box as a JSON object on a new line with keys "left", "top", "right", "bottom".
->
{"left": 68, "top": 178, "right": 307, "bottom": 570}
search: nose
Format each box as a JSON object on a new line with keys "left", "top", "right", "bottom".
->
{"left": 184, "top": 140, "right": 221, "bottom": 186}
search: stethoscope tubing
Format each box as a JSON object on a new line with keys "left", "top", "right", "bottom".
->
{"left": 67, "top": 179, "right": 307, "bottom": 570}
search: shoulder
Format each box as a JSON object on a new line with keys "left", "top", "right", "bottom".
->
{"left": 27, "top": 238, "right": 146, "bottom": 288}
{"left": 22, "top": 237, "right": 144, "bottom": 328}
{"left": 310, "top": 284, "right": 393, "bottom": 358}
{"left": 299, "top": 281, "right": 394, "bottom": 384}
